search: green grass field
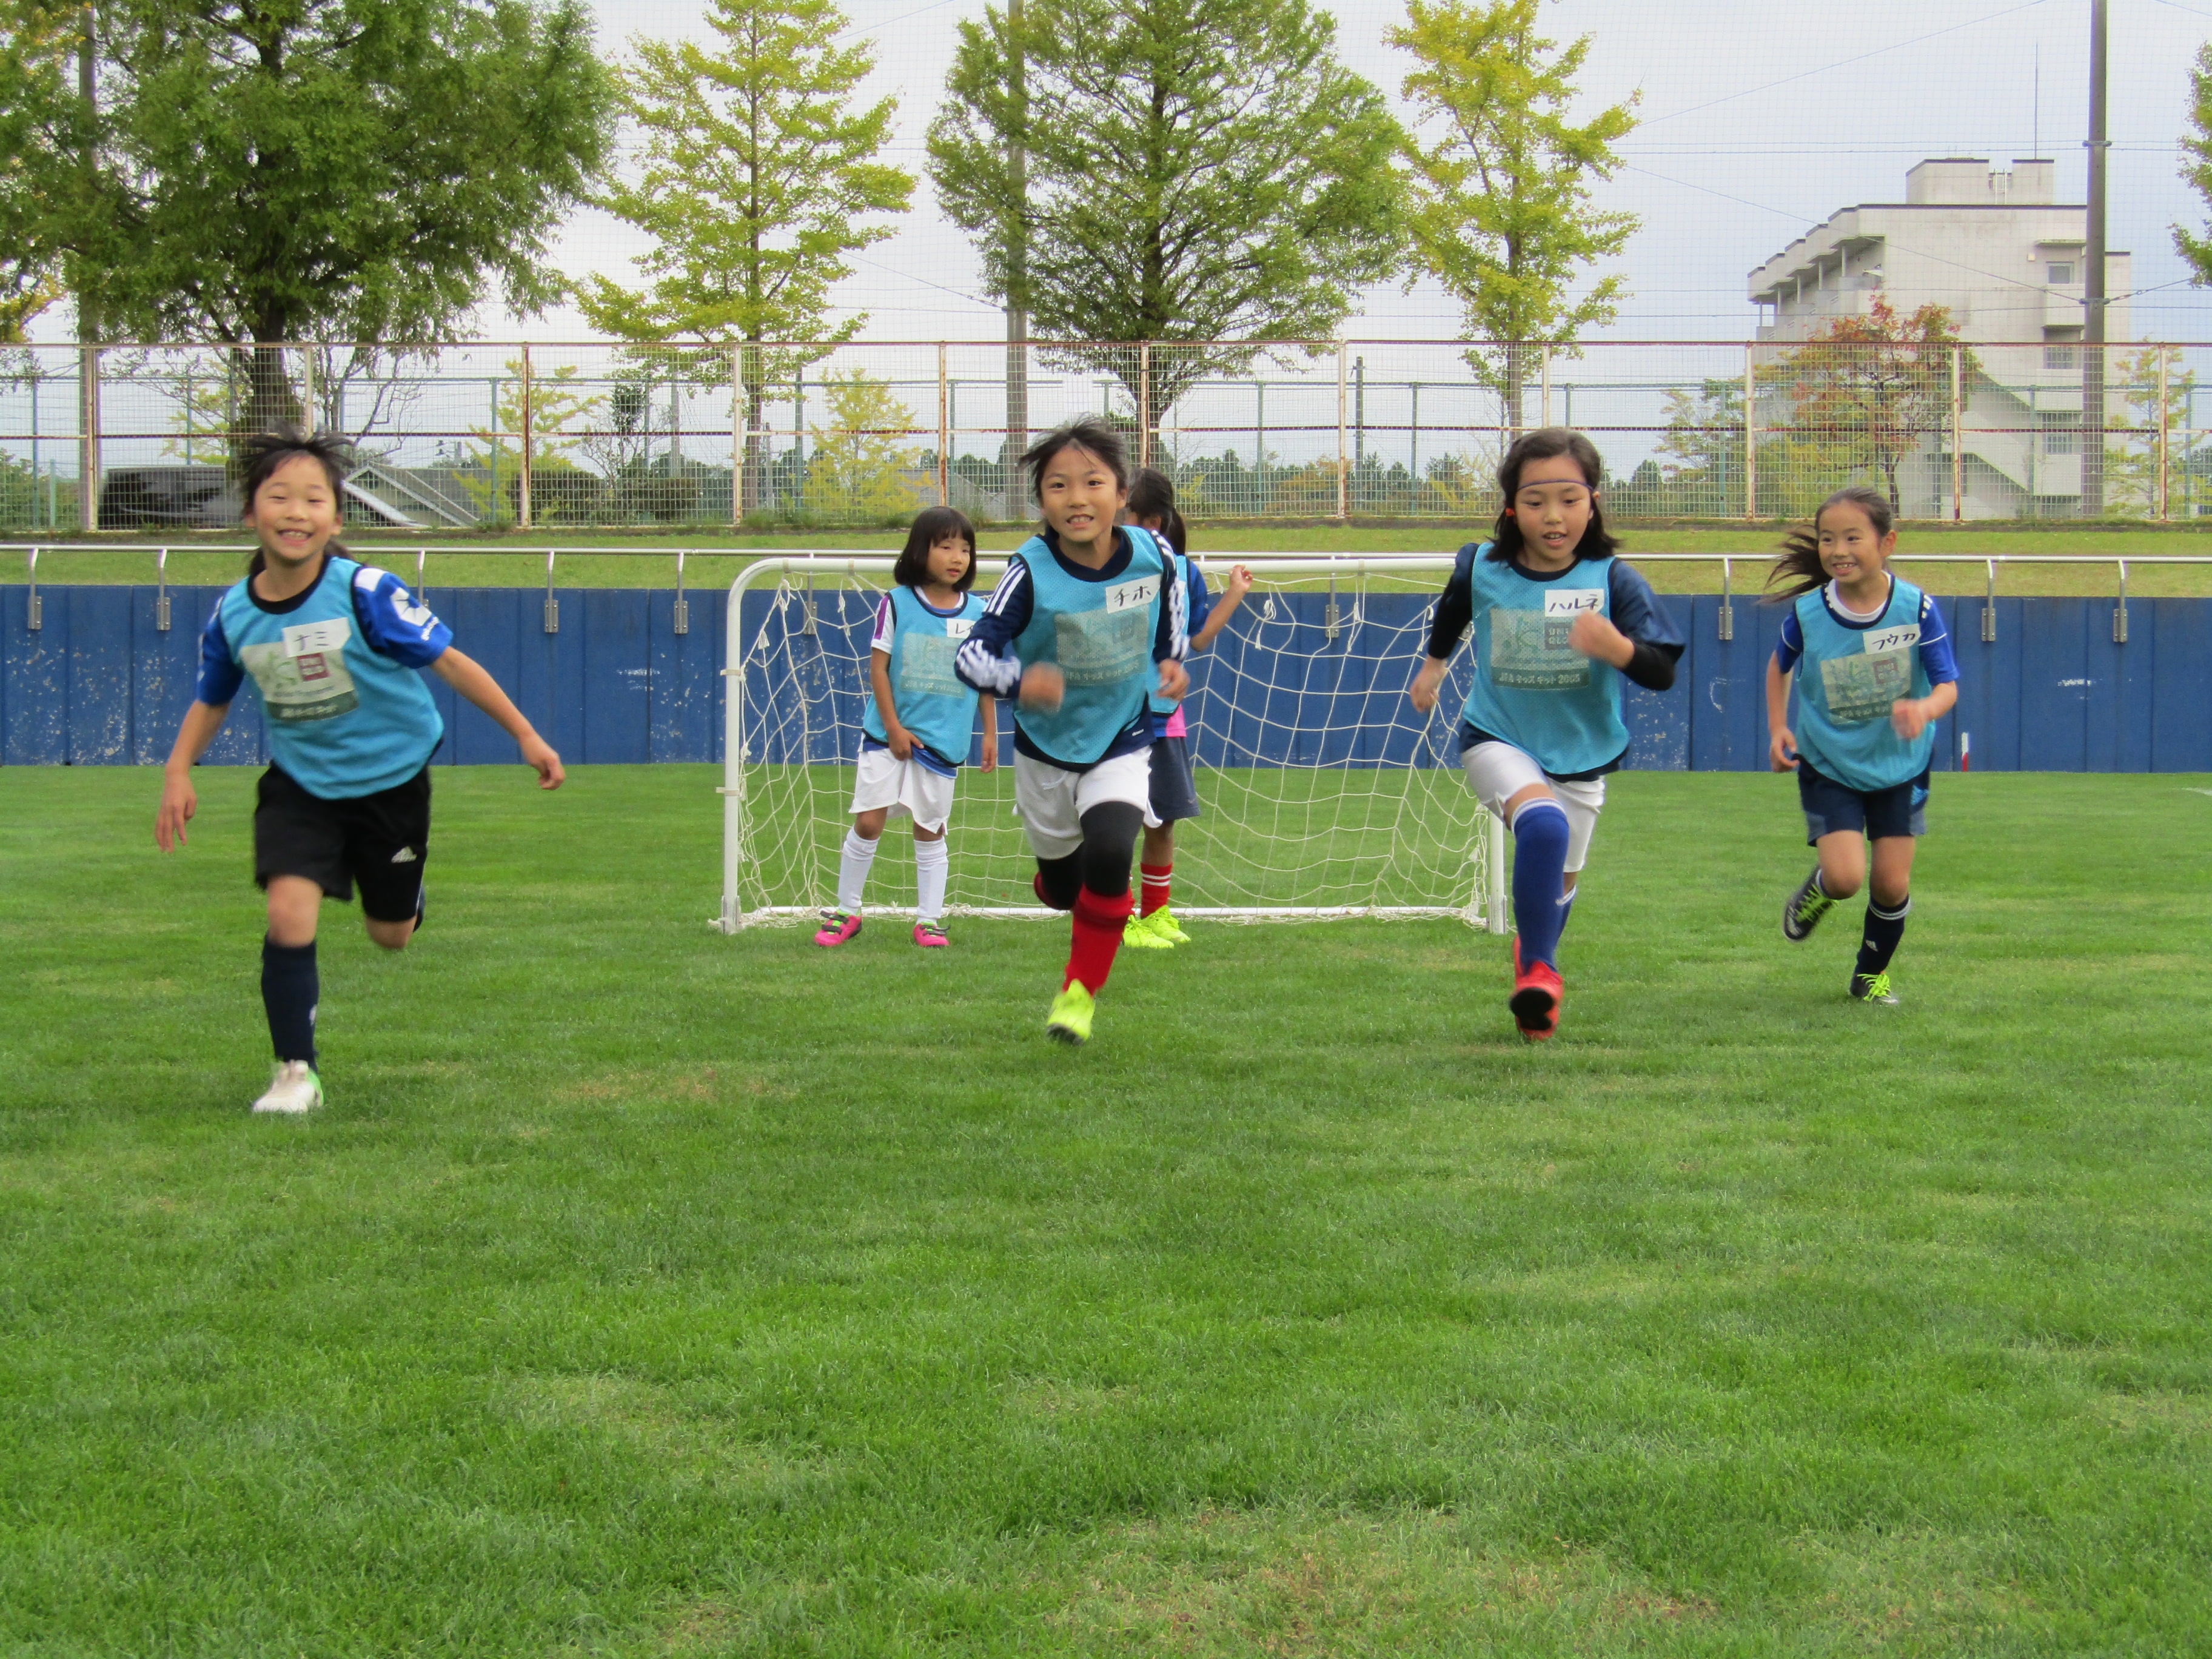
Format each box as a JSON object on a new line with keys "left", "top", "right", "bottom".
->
{"left": 13, "top": 518, "right": 2212, "bottom": 595}
{"left": 4, "top": 765, "right": 2209, "bottom": 1655}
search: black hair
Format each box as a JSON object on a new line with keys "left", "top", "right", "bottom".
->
{"left": 893, "top": 505, "right": 979, "bottom": 590}
{"left": 1766, "top": 485, "right": 1895, "bottom": 600}
{"left": 1124, "top": 465, "right": 1187, "bottom": 554}
{"left": 238, "top": 424, "right": 355, "bottom": 575}
{"left": 1485, "top": 427, "right": 1618, "bottom": 564}
{"left": 1022, "top": 415, "right": 1130, "bottom": 504}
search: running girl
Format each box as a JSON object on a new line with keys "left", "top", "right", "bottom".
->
{"left": 954, "top": 417, "right": 1187, "bottom": 1045}
{"left": 155, "top": 427, "right": 563, "bottom": 1114}
{"left": 1407, "top": 428, "right": 1684, "bottom": 1042}
{"left": 1765, "top": 486, "right": 1959, "bottom": 1004}
{"left": 816, "top": 506, "right": 998, "bottom": 949}
{"left": 1119, "top": 466, "right": 1252, "bottom": 950}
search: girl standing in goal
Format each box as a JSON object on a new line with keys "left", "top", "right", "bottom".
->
{"left": 955, "top": 418, "right": 1187, "bottom": 1045}
{"left": 1765, "top": 487, "right": 1959, "bottom": 1004}
{"left": 816, "top": 507, "right": 998, "bottom": 949}
{"left": 1408, "top": 428, "right": 1683, "bottom": 1042}
{"left": 154, "top": 428, "right": 564, "bottom": 1114}
{"left": 1119, "top": 466, "right": 1252, "bottom": 950}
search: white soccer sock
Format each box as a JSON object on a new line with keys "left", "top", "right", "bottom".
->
{"left": 837, "top": 828, "right": 880, "bottom": 913}
{"left": 914, "top": 836, "right": 950, "bottom": 923}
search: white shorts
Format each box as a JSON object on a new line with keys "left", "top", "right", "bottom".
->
{"left": 850, "top": 745, "right": 957, "bottom": 834}
{"left": 1462, "top": 740, "right": 1606, "bottom": 873}
{"left": 1013, "top": 749, "right": 1153, "bottom": 861}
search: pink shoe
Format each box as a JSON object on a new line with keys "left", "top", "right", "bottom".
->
{"left": 913, "top": 921, "right": 950, "bottom": 948}
{"left": 813, "top": 910, "right": 862, "bottom": 947}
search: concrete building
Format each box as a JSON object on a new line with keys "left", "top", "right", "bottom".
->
{"left": 1748, "top": 159, "right": 2132, "bottom": 516}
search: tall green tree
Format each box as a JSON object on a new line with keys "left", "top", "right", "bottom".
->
{"left": 928, "top": 0, "right": 1403, "bottom": 451}
{"left": 15, "top": 0, "right": 614, "bottom": 437}
{"left": 578, "top": 0, "right": 913, "bottom": 515}
{"left": 0, "top": 1, "right": 87, "bottom": 341}
{"left": 1390, "top": 0, "right": 1638, "bottom": 427}
{"left": 2177, "top": 43, "right": 2212, "bottom": 286}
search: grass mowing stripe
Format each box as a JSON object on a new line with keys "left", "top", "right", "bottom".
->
{"left": 0, "top": 767, "right": 2207, "bottom": 1655}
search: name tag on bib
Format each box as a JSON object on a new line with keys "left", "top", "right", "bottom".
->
{"left": 942, "top": 617, "right": 974, "bottom": 640}
{"left": 283, "top": 618, "right": 352, "bottom": 658}
{"left": 1863, "top": 624, "right": 1920, "bottom": 654}
{"left": 1104, "top": 577, "right": 1159, "bottom": 614}
{"left": 1543, "top": 588, "right": 1604, "bottom": 618}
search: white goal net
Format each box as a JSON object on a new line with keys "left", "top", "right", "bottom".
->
{"left": 716, "top": 555, "right": 1507, "bottom": 931}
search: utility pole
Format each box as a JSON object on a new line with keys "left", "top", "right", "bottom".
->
{"left": 76, "top": 2, "right": 100, "bottom": 533}
{"left": 2082, "top": 0, "right": 2108, "bottom": 518}
{"left": 1003, "top": 0, "right": 1029, "bottom": 512}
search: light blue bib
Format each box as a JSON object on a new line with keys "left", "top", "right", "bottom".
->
{"left": 1460, "top": 549, "right": 1626, "bottom": 776}
{"left": 216, "top": 556, "right": 444, "bottom": 799}
{"left": 1148, "top": 548, "right": 1190, "bottom": 717}
{"left": 863, "top": 585, "right": 988, "bottom": 765}
{"left": 1790, "top": 578, "right": 1935, "bottom": 791}
{"left": 1012, "top": 526, "right": 1168, "bottom": 765}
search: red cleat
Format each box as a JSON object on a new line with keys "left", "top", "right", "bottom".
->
{"left": 1510, "top": 935, "right": 1562, "bottom": 1042}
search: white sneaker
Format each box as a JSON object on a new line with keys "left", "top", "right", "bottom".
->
{"left": 252, "top": 1061, "right": 323, "bottom": 1115}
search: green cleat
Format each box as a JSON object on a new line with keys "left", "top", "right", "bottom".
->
{"left": 1142, "top": 907, "right": 1191, "bottom": 945}
{"left": 1783, "top": 868, "right": 1834, "bottom": 942}
{"left": 1850, "top": 971, "right": 1899, "bottom": 1005}
{"left": 1121, "top": 915, "right": 1171, "bottom": 950}
{"left": 1047, "top": 982, "right": 1096, "bottom": 1045}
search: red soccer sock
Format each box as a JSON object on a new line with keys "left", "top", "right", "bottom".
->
{"left": 1139, "top": 862, "right": 1173, "bottom": 917}
{"left": 1065, "top": 886, "right": 1135, "bottom": 993}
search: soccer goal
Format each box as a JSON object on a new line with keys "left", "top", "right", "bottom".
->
{"left": 716, "top": 554, "right": 1508, "bottom": 933}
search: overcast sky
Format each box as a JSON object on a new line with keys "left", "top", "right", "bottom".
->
{"left": 504, "top": 0, "right": 2212, "bottom": 345}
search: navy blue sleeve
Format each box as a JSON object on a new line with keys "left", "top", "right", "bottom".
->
{"left": 350, "top": 567, "right": 452, "bottom": 667}
{"left": 1155, "top": 560, "right": 1188, "bottom": 663}
{"left": 956, "top": 558, "right": 1031, "bottom": 696}
{"left": 1774, "top": 608, "right": 1805, "bottom": 674}
{"left": 1185, "top": 562, "right": 1214, "bottom": 638}
{"left": 1425, "top": 544, "right": 1480, "bottom": 659}
{"left": 193, "top": 598, "right": 245, "bottom": 706}
{"left": 1609, "top": 561, "right": 1686, "bottom": 655}
{"left": 1918, "top": 594, "right": 1959, "bottom": 686}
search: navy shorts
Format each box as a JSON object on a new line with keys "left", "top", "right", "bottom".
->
{"left": 255, "top": 763, "right": 431, "bottom": 920}
{"left": 1148, "top": 734, "right": 1201, "bottom": 823}
{"left": 1797, "top": 760, "right": 1928, "bottom": 845}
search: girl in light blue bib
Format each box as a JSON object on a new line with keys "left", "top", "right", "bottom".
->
{"left": 1766, "top": 487, "right": 1960, "bottom": 1005}
{"left": 817, "top": 508, "right": 997, "bottom": 951}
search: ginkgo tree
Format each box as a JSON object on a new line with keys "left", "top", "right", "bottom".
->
{"left": 1390, "top": 0, "right": 1638, "bottom": 429}
{"left": 580, "top": 0, "right": 914, "bottom": 516}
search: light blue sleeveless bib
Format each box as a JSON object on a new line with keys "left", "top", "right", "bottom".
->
{"left": 215, "top": 556, "right": 444, "bottom": 798}
{"left": 1011, "top": 526, "right": 1168, "bottom": 766}
{"left": 1790, "top": 577, "right": 1936, "bottom": 791}
{"left": 1460, "top": 549, "right": 1626, "bottom": 777}
{"left": 864, "top": 585, "right": 988, "bottom": 765}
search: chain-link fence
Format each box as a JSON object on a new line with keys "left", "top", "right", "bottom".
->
{"left": 5, "top": 338, "right": 2211, "bottom": 531}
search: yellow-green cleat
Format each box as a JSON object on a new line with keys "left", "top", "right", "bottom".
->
{"left": 1121, "top": 915, "right": 1171, "bottom": 950}
{"left": 1047, "top": 982, "right": 1096, "bottom": 1045}
{"left": 1141, "top": 907, "right": 1191, "bottom": 945}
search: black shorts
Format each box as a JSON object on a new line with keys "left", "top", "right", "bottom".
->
{"left": 1147, "top": 734, "right": 1201, "bottom": 823}
{"left": 255, "top": 763, "right": 431, "bottom": 920}
{"left": 1798, "top": 760, "right": 1928, "bottom": 845}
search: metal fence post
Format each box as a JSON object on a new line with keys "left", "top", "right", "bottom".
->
{"left": 933, "top": 341, "right": 948, "bottom": 508}
{"left": 1541, "top": 344, "right": 1553, "bottom": 427}
{"left": 543, "top": 547, "right": 559, "bottom": 634}
{"left": 1951, "top": 344, "right": 1965, "bottom": 521}
{"left": 1743, "top": 346, "right": 1757, "bottom": 520}
{"left": 2158, "top": 350, "right": 2171, "bottom": 522}
{"left": 155, "top": 546, "right": 171, "bottom": 631}
{"left": 1138, "top": 342, "right": 1152, "bottom": 471}
{"left": 518, "top": 343, "right": 534, "bottom": 531}
{"left": 301, "top": 346, "right": 317, "bottom": 437}
{"left": 731, "top": 344, "right": 745, "bottom": 529}
{"left": 1718, "top": 557, "right": 1735, "bottom": 641}
{"left": 1335, "top": 341, "right": 1349, "bottom": 521}
{"left": 78, "top": 344, "right": 99, "bottom": 534}
{"left": 26, "top": 547, "right": 41, "bottom": 630}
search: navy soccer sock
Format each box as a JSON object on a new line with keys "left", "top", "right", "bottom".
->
{"left": 1510, "top": 800, "right": 1573, "bottom": 970}
{"left": 262, "top": 937, "right": 320, "bottom": 1064}
{"left": 1855, "top": 895, "right": 1911, "bottom": 979}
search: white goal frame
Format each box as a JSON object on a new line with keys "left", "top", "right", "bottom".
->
{"left": 716, "top": 553, "right": 1509, "bottom": 934}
